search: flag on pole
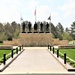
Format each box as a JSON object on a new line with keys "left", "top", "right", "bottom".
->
{"left": 48, "top": 14, "right": 51, "bottom": 21}
{"left": 34, "top": 7, "right": 36, "bottom": 22}
{"left": 34, "top": 7, "right": 36, "bottom": 16}
{"left": 21, "top": 16, "right": 23, "bottom": 21}
{"left": 48, "top": 16, "right": 51, "bottom": 21}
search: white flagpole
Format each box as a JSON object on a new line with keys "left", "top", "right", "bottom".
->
{"left": 50, "top": 14, "right": 51, "bottom": 33}
{"left": 20, "top": 14, "right": 23, "bottom": 33}
{"left": 34, "top": 7, "right": 36, "bottom": 23}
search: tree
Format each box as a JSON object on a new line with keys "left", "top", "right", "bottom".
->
{"left": 11, "top": 21, "right": 18, "bottom": 32}
{"left": 0, "top": 32, "right": 7, "bottom": 41}
{"left": 62, "top": 32, "right": 73, "bottom": 41}
{"left": 0, "top": 23, "right": 4, "bottom": 32}
{"left": 11, "top": 21, "right": 20, "bottom": 38}
{"left": 56, "top": 22, "right": 64, "bottom": 34}
{"left": 56, "top": 22, "right": 64, "bottom": 40}
{"left": 4, "top": 22, "right": 13, "bottom": 40}
{"left": 51, "top": 23, "right": 57, "bottom": 38}
{"left": 70, "top": 21, "right": 75, "bottom": 40}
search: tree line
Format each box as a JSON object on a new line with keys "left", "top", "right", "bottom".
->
{"left": 0, "top": 21, "right": 75, "bottom": 41}
{"left": 0, "top": 21, "right": 20, "bottom": 41}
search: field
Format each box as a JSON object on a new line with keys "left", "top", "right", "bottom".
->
{"left": 59, "top": 49, "right": 75, "bottom": 61}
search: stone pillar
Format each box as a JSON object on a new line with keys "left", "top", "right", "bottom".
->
{"left": 20, "top": 23, "right": 22, "bottom": 33}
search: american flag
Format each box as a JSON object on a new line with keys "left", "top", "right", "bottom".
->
{"left": 34, "top": 8, "right": 36, "bottom": 16}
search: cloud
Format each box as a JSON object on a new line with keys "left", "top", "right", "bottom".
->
{"left": 0, "top": 0, "right": 73, "bottom": 28}
{"left": 0, "top": 0, "right": 21, "bottom": 23}
{"left": 51, "top": 12, "right": 62, "bottom": 26}
{"left": 37, "top": 5, "right": 51, "bottom": 21}
{"left": 60, "top": 0, "right": 75, "bottom": 18}
{"left": 25, "top": 0, "right": 51, "bottom": 23}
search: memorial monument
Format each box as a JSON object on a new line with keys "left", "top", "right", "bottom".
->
{"left": 18, "top": 21, "right": 53, "bottom": 46}
{"left": 3, "top": 21, "right": 68, "bottom": 46}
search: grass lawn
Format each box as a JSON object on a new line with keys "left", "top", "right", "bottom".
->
{"left": 59, "top": 49, "right": 75, "bottom": 61}
{"left": 0, "top": 50, "right": 11, "bottom": 58}
{"left": 0, "top": 50, "right": 11, "bottom": 62}
{"left": 0, "top": 43, "right": 3, "bottom": 46}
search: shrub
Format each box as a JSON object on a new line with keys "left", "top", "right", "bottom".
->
{"left": 0, "top": 41, "right": 3, "bottom": 43}
{"left": 70, "top": 61, "right": 75, "bottom": 65}
{"left": 72, "top": 64, "right": 75, "bottom": 67}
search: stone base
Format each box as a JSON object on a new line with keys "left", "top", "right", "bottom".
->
{"left": 3, "top": 33, "right": 68, "bottom": 47}
{"left": 18, "top": 33, "right": 53, "bottom": 46}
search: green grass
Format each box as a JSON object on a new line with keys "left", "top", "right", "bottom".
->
{"left": 59, "top": 49, "right": 75, "bottom": 60}
{"left": 54, "top": 49, "right": 75, "bottom": 67}
{"left": 0, "top": 50, "right": 11, "bottom": 58}
{"left": 0, "top": 48, "right": 20, "bottom": 63}
{"left": 0, "top": 43, "right": 3, "bottom": 46}
{"left": 0, "top": 50, "right": 11, "bottom": 63}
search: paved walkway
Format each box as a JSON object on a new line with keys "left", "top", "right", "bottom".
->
{"left": 1, "top": 47, "right": 68, "bottom": 74}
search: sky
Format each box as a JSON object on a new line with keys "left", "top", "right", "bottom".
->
{"left": 0, "top": 0, "right": 75, "bottom": 28}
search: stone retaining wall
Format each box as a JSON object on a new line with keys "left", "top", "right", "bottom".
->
{"left": 18, "top": 33, "right": 53, "bottom": 46}
{"left": 53, "top": 39, "right": 68, "bottom": 45}
{"left": 3, "top": 33, "right": 68, "bottom": 46}
{"left": 0, "top": 45, "right": 13, "bottom": 50}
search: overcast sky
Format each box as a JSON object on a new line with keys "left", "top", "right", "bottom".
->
{"left": 0, "top": 0, "right": 75, "bottom": 28}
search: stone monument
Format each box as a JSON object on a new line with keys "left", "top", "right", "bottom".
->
{"left": 3, "top": 21, "right": 68, "bottom": 46}
{"left": 19, "top": 21, "right": 53, "bottom": 46}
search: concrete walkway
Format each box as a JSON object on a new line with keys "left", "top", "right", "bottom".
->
{"left": 1, "top": 47, "right": 68, "bottom": 74}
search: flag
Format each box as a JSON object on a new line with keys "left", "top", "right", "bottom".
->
{"left": 21, "top": 16, "right": 23, "bottom": 21}
{"left": 34, "top": 8, "right": 36, "bottom": 16}
{"left": 48, "top": 16, "right": 51, "bottom": 20}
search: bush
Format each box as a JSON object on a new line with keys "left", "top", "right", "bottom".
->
{"left": 66, "top": 59, "right": 70, "bottom": 62}
{"left": 72, "top": 64, "right": 75, "bottom": 67}
{"left": 7, "top": 37, "right": 12, "bottom": 41}
{"left": 70, "top": 61, "right": 75, "bottom": 65}
{"left": 0, "top": 41, "right": 3, "bottom": 43}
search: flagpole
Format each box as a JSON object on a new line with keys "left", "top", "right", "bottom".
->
{"left": 48, "top": 14, "right": 51, "bottom": 33}
{"left": 50, "top": 14, "right": 51, "bottom": 33}
{"left": 34, "top": 7, "right": 36, "bottom": 23}
{"left": 20, "top": 14, "right": 23, "bottom": 33}
{"left": 35, "top": 14, "right": 36, "bottom": 23}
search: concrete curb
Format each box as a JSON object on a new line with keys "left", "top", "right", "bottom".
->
{"left": 0, "top": 49, "right": 24, "bottom": 72}
{"left": 47, "top": 49, "right": 75, "bottom": 72}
